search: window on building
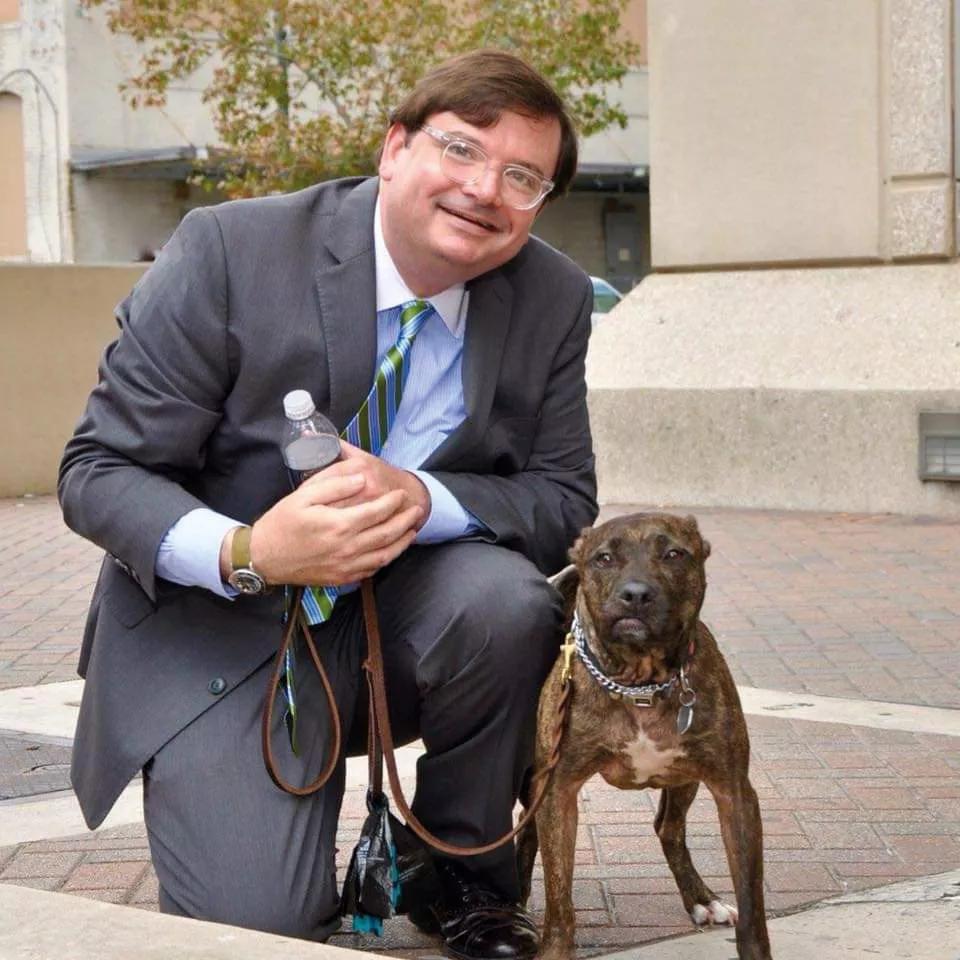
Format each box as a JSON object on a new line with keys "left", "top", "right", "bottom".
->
{"left": 0, "top": 93, "right": 28, "bottom": 257}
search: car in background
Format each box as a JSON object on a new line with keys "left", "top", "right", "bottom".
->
{"left": 590, "top": 276, "right": 624, "bottom": 323}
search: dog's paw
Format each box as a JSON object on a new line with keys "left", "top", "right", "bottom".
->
{"left": 690, "top": 899, "right": 738, "bottom": 927}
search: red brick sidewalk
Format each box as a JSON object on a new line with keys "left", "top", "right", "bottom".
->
{"left": 0, "top": 498, "right": 100, "bottom": 691}
{"left": 2, "top": 715, "right": 957, "bottom": 955}
{"left": 1, "top": 496, "right": 958, "bottom": 955}
{"left": 3, "top": 498, "right": 958, "bottom": 705}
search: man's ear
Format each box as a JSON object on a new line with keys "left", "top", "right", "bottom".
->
{"left": 378, "top": 123, "right": 410, "bottom": 181}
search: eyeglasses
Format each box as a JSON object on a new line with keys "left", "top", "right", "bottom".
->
{"left": 419, "top": 124, "right": 555, "bottom": 210}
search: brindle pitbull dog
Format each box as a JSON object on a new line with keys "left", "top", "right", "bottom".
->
{"left": 519, "top": 513, "right": 771, "bottom": 960}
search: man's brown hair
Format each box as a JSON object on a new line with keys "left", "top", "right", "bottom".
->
{"left": 389, "top": 49, "right": 578, "bottom": 203}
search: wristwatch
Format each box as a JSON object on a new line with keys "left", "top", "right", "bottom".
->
{"left": 226, "top": 525, "right": 268, "bottom": 596}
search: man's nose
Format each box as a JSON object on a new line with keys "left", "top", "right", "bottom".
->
{"left": 463, "top": 166, "right": 502, "bottom": 206}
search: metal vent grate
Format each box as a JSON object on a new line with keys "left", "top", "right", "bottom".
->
{"left": 924, "top": 436, "right": 960, "bottom": 477}
{"left": 918, "top": 412, "right": 960, "bottom": 482}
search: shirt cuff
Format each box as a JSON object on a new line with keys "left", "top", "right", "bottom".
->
{"left": 156, "top": 508, "right": 243, "bottom": 599}
{"left": 411, "top": 470, "right": 486, "bottom": 543}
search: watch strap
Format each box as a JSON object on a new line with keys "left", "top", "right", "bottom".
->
{"left": 231, "top": 525, "right": 254, "bottom": 575}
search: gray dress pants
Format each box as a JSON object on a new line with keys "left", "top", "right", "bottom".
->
{"left": 142, "top": 541, "right": 562, "bottom": 940}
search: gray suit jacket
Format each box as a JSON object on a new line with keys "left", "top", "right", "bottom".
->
{"left": 59, "top": 177, "right": 597, "bottom": 828}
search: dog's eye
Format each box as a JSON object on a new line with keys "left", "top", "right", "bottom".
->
{"left": 592, "top": 550, "right": 615, "bottom": 567}
{"left": 664, "top": 548, "right": 687, "bottom": 561}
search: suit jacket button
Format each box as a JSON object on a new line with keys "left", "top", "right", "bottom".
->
{"left": 208, "top": 677, "right": 227, "bottom": 695}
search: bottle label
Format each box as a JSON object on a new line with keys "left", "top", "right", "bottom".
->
{"left": 283, "top": 433, "right": 342, "bottom": 486}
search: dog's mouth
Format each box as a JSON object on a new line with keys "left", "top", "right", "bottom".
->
{"left": 609, "top": 616, "right": 650, "bottom": 643}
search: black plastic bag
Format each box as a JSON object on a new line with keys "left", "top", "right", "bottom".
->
{"left": 341, "top": 790, "right": 397, "bottom": 934}
{"left": 340, "top": 789, "right": 440, "bottom": 934}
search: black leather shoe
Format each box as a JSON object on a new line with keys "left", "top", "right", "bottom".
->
{"left": 408, "top": 860, "right": 540, "bottom": 960}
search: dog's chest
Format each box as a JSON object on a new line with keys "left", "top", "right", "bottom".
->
{"left": 601, "top": 717, "right": 685, "bottom": 788}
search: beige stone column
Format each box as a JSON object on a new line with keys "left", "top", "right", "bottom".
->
{"left": 648, "top": 0, "right": 954, "bottom": 268}
{"left": 887, "top": 0, "right": 954, "bottom": 259}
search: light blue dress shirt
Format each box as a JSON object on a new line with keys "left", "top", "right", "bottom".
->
{"left": 156, "top": 198, "right": 480, "bottom": 598}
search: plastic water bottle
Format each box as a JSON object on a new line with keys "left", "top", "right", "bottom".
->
{"left": 282, "top": 390, "right": 342, "bottom": 487}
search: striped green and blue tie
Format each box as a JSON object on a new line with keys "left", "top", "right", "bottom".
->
{"left": 281, "top": 300, "right": 433, "bottom": 751}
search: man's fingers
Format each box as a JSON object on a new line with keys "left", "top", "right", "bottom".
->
{"left": 350, "top": 504, "right": 423, "bottom": 556}
{"left": 298, "top": 471, "right": 366, "bottom": 504}
{"left": 337, "top": 490, "right": 413, "bottom": 534}
{"left": 349, "top": 527, "right": 419, "bottom": 580}
{"left": 338, "top": 440, "right": 367, "bottom": 460}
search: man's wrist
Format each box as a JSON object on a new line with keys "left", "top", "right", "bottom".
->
{"left": 219, "top": 526, "right": 241, "bottom": 584}
{"left": 221, "top": 524, "right": 270, "bottom": 595}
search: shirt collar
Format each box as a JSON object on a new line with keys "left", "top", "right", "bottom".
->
{"left": 374, "top": 197, "right": 466, "bottom": 338}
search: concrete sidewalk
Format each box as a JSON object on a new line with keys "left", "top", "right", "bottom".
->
{"left": 1, "top": 496, "right": 958, "bottom": 958}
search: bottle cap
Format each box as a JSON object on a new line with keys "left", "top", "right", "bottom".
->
{"left": 283, "top": 389, "right": 316, "bottom": 421}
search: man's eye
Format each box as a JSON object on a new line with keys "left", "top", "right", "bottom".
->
{"left": 505, "top": 167, "right": 539, "bottom": 191}
{"left": 447, "top": 141, "right": 482, "bottom": 162}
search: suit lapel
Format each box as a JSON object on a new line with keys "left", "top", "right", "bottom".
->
{"left": 315, "top": 179, "right": 379, "bottom": 430}
{"left": 316, "top": 176, "right": 515, "bottom": 459}
{"left": 423, "top": 267, "right": 513, "bottom": 468}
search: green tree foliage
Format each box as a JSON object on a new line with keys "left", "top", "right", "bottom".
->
{"left": 84, "top": 0, "right": 639, "bottom": 197}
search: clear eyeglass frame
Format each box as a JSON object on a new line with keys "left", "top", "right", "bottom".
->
{"left": 419, "top": 124, "right": 555, "bottom": 210}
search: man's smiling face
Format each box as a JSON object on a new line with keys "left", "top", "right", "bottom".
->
{"left": 378, "top": 109, "right": 561, "bottom": 295}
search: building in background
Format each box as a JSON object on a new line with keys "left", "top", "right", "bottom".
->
{"left": 589, "top": 0, "right": 960, "bottom": 518}
{"left": 0, "top": 0, "right": 650, "bottom": 289}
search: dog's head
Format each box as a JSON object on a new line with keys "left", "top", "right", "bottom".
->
{"left": 553, "top": 513, "right": 710, "bottom": 669}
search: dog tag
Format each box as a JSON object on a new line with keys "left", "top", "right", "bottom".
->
{"left": 677, "top": 691, "right": 696, "bottom": 735}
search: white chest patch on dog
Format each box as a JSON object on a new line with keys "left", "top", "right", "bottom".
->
{"left": 622, "top": 729, "right": 684, "bottom": 784}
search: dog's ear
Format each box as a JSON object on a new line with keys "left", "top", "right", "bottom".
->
{"left": 548, "top": 563, "right": 580, "bottom": 624}
{"left": 683, "top": 515, "right": 711, "bottom": 559}
{"left": 568, "top": 532, "right": 586, "bottom": 564}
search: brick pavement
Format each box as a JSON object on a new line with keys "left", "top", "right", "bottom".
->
{"left": 604, "top": 504, "right": 960, "bottom": 709}
{"left": 0, "top": 498, "right": 100, "bottom": 691}
{"left": 3, "top": 497, "right": 958, "bottom": 706}
{"left": 0, "top": 495, "right": 959, "bottom": 955}
{"left": 2, "top": 717, "right": 958, "bottom": 953}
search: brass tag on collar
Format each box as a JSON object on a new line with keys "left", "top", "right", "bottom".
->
{"left": 560, "top": 633, "right": 576, "bottom": 686}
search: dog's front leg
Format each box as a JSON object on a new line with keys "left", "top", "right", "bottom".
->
{"left": 537, "top": 777, "right": 582, "bottom": 960}
{"left": 712, "top": 778, "right": 772, "bottom": 960}
{"left": 656, "top": 782, "right": 737, "bottom": 926}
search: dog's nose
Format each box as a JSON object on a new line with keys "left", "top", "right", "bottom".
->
{"left": 618, "top": 580, "right": 655, "bottom": 606}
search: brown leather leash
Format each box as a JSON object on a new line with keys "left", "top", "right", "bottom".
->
{"left": 261, "top": 580, "right": 573, "bottom": 856}
{"left": 261, "top": 588, "right": 342, "bottom": 796}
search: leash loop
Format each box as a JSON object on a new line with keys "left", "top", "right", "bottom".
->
{"left": 261, "top": 586, "right": 342, "bottom": 796}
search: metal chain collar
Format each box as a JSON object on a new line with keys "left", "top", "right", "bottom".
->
{"left": 570, "top": 611, "right": 681, "bottom": 707}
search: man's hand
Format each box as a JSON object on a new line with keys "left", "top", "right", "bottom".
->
{"left": 334, "top": 441, "right": 432, "bottom": 528}
{"left": 226, "top": 469, "right": 423, "bottom": 586}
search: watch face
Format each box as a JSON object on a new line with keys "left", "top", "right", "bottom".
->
{"left": 228, "top": 569, "right": 265, "bottom": 595}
